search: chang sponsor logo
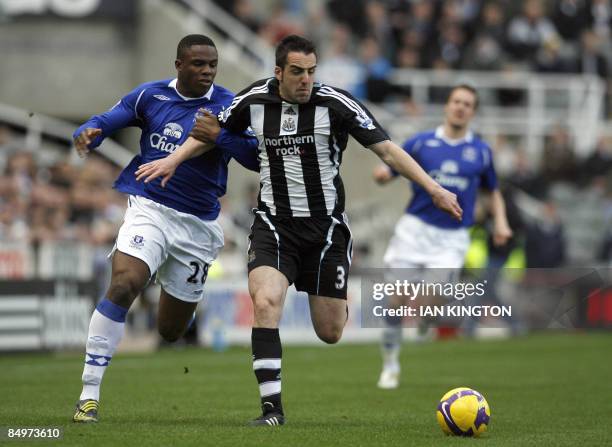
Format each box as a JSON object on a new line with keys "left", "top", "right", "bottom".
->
{"left": 429, "top": 159, "right": 469, "bottom": 190}
{"left": 150, "top": 133, "right": 178, "bottom": 153}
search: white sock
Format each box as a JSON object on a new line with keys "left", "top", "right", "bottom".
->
{"left": 79, "top": 301, "right": 127, "bottom": 402}
{"left": 381, "top": 326, "right": 402, "bottom": 372}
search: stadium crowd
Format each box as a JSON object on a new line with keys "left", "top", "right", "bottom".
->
{"left": 216, "top": 0, "right": 612, "bottom": 107}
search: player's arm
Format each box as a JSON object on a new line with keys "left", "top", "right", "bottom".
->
{"left": 368, "top": 140, "right": 463, "bottom": 220}
{"left": 487, "top": 189, "right": 513, "bottom": 246}
{"left": 134, "top": 137, "right": 213, "bottom": 187}
{"left": 73, "top": 86, "right": 146, "bottom": 158}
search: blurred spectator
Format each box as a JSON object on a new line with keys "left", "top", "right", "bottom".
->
{"left": 578, "top": 135, "right": 612, "bottom": 188}
{"left": 589, "top": 0, "right": 612, "bottom": 43}
{"left": 231, "top": 0, "right": 262, "bottom": 34}
{"left": 525, "top": 200, "right": 566, "bottom": 267}
{"left": 541, "top": 125, "right": 579, "bottom": 184}
{"left": 571, "top": 29, "right": 609, "bottom": 78}
{"left": 551, "top": 0, "right": 591, "bottom": 41}
{"left": 359, "top": 36, "right": 392, "bottom": 102}
{"left": 326, "top": 0, "right": 367, "bottom": 38}
{"left": 507, "top": 0, "right": 561, "bottom": 64}
{"left": 463, "top": 2, "right": 507, "bottom": 70}
{"left": 426, "top": 22, "right": 467, "bottom": 68}
{"left": 535, "top": 37, "right": 570, "bottom": 72}
{"left": 317, "top": 25, "right": 365, "bottom": 96}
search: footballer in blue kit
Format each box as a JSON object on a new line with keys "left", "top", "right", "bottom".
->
{"left": 72, "top": 35, "right": 258, "bottom": 423}
{"left": 373, "top": 85, "right": 512, "bottom": 389}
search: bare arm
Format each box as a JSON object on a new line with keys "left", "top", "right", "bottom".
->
{"left": 369, "top": 139, "right": 463, "bottom": 220}
{"left": 134, "top": 137, "right": 213, "bottom": 187}
{"left": 487, "top": 189, "right": 513, "bottom": 246}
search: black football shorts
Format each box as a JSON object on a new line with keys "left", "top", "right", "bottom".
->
{"left": 247, "top": 211, "right": 353, "bottom": 299}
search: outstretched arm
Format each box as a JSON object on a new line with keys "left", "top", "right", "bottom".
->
{"left": 135, "top": 137, "right": 213, "bottom": 187}
{"left": 369, "top": 140, "right": 463, "bottom": 220}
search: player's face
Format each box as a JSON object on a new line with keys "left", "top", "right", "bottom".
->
{"left": 275, "top": 51, "right": 317, "bottom": 104}
{"left": 444, "top": 89, "right": 477, "bottom": 130}
{"left": 175, "top": 45, "right": 218, "bottom": 97}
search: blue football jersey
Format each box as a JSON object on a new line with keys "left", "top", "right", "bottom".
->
{"left": 74, "top": 79, "right": 259, "bottom": 220}
{"left": 395, "top": 126, "right": 498, "bottom": 229}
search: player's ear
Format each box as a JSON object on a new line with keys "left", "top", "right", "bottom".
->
{"left": 175, "top": 58, "right": 182, "bottom": 71}
{"left": 274, "top": 66, "right": 283, "bottom": 82}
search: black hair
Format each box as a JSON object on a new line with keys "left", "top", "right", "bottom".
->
{"left": 176, "top": 34, "right": 216, "bottom": 59}
{"left": 447, "top": 84, "right": 479, "bottom": 109}
{"left": 275, "top": 35, "right": 317, "bottom": 68}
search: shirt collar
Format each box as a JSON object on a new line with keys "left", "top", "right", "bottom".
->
{"left": 168, "top": 78, "right": 214, "bottom": 101}
{"left": 435, "top": 125, "right": 473, "bottom": 146}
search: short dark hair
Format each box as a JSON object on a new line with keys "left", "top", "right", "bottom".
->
{"left": 447, "top": 84, "right": 479, "bottom": 109}
{"left": 275, "top": 35, "right": 317, "bottom": 68}
{"left": 176, "top": 34, "right": 216, "bottom": 59}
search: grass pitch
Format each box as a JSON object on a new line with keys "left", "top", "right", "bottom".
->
{"left": 1, "top": 333, "right": 610, "bottom": 446}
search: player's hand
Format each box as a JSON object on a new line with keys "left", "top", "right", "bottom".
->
{"left": 135, "top": 158, "right": 178, "bottom": 188}
{"left": 73, "top": 128, "right": 102, "bottom": 158}
{"left": 373, "top": 164, "right": 393, "bottom": 184}
{"left": 493, "top": 222, "right": 513, "bottom": 247}
{"left": 431, "top": 186, "right": 463, "bottom": 221}
{"left": 190, "top": 109, "right": 221, "bottom": 143}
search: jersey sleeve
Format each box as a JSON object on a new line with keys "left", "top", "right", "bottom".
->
{"left": 480, "top": 145, "right": 498, "bottom": 191}
{"left": 322, "top": 86, "right": 389, "bottom": 147}
{"left": 218, "top": 79, "right": 269, "bottom": 134}
{"left": 72, "top": 84, "right": 147, "bottom": 149}
{"left": 217, "top": 128, "right": 260, "bottom": 172}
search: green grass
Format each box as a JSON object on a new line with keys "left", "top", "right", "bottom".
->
{"left": 1, "top": 333, "right": 611, "bottom": 446}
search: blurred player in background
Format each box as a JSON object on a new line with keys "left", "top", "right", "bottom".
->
{"left": 373, "top": 85, "right": 512, "bottom": 389}
{"left": 136, "top": 35, "right": 462, "bottom": 426}
{"left": 71, "top": 34, "right": 258, "bottom": 423}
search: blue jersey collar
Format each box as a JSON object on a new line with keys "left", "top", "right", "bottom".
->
{"left": 168, "top": 78, "right": 214, "bottom": 101}
{"left": 435, "top": 126, "right": 473, "bottom": 146}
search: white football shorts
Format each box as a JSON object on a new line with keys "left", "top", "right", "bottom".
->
{"left": 383, "top": 213, "right": 469, "bottom": 270}
{"left": 112, "top": 195, "right": 224, "bottom": 302}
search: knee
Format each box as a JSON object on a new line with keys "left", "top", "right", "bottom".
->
{"left": 252, "top": 289, "right": 283, "bottom": 314}
{"left": 158, "top": 323, "right": 184, "bottom": 343}
{"left": 315, "top": 325, "right": 343, "bottom": 344}
{"left": 107, "top": 271, "right": 145, "bottom": 308}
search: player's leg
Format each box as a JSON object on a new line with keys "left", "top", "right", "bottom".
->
{"left": 155, "top": 208, "right": 224, "bottom": 342}
{"left": 246, "top": 212, "right": 297, "bottom": 426}
{"left": 298, "top": 215, "right": 352, "bottom": 344}
{"left": 157, "top": 289, "right": 198, "bottom": 342}
{"left": 377, "top": 214, "right": 427, "bottom": 389}
{"left": 308, "top": 294, "right": 348, "bottom": 344}
{"left": 249, "top": 266, "right": 289, "bottom": 426}
{"left": 75, "top": 195, "right": 166, "bottom": 423}
{"left": 75, "top": 252, "right": 152, "bottom": 422}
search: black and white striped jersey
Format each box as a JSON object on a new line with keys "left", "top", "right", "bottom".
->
{"left": 218, "top": 78, "right": 389, "bottom": 217}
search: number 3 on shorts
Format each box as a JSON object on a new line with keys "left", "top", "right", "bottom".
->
{"left": 335, "top": 266, "right": 345, "bottom": 290}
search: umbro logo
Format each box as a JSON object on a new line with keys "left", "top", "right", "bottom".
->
{"left": 154, "top": 94, "right": 171, "bottom": 101}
